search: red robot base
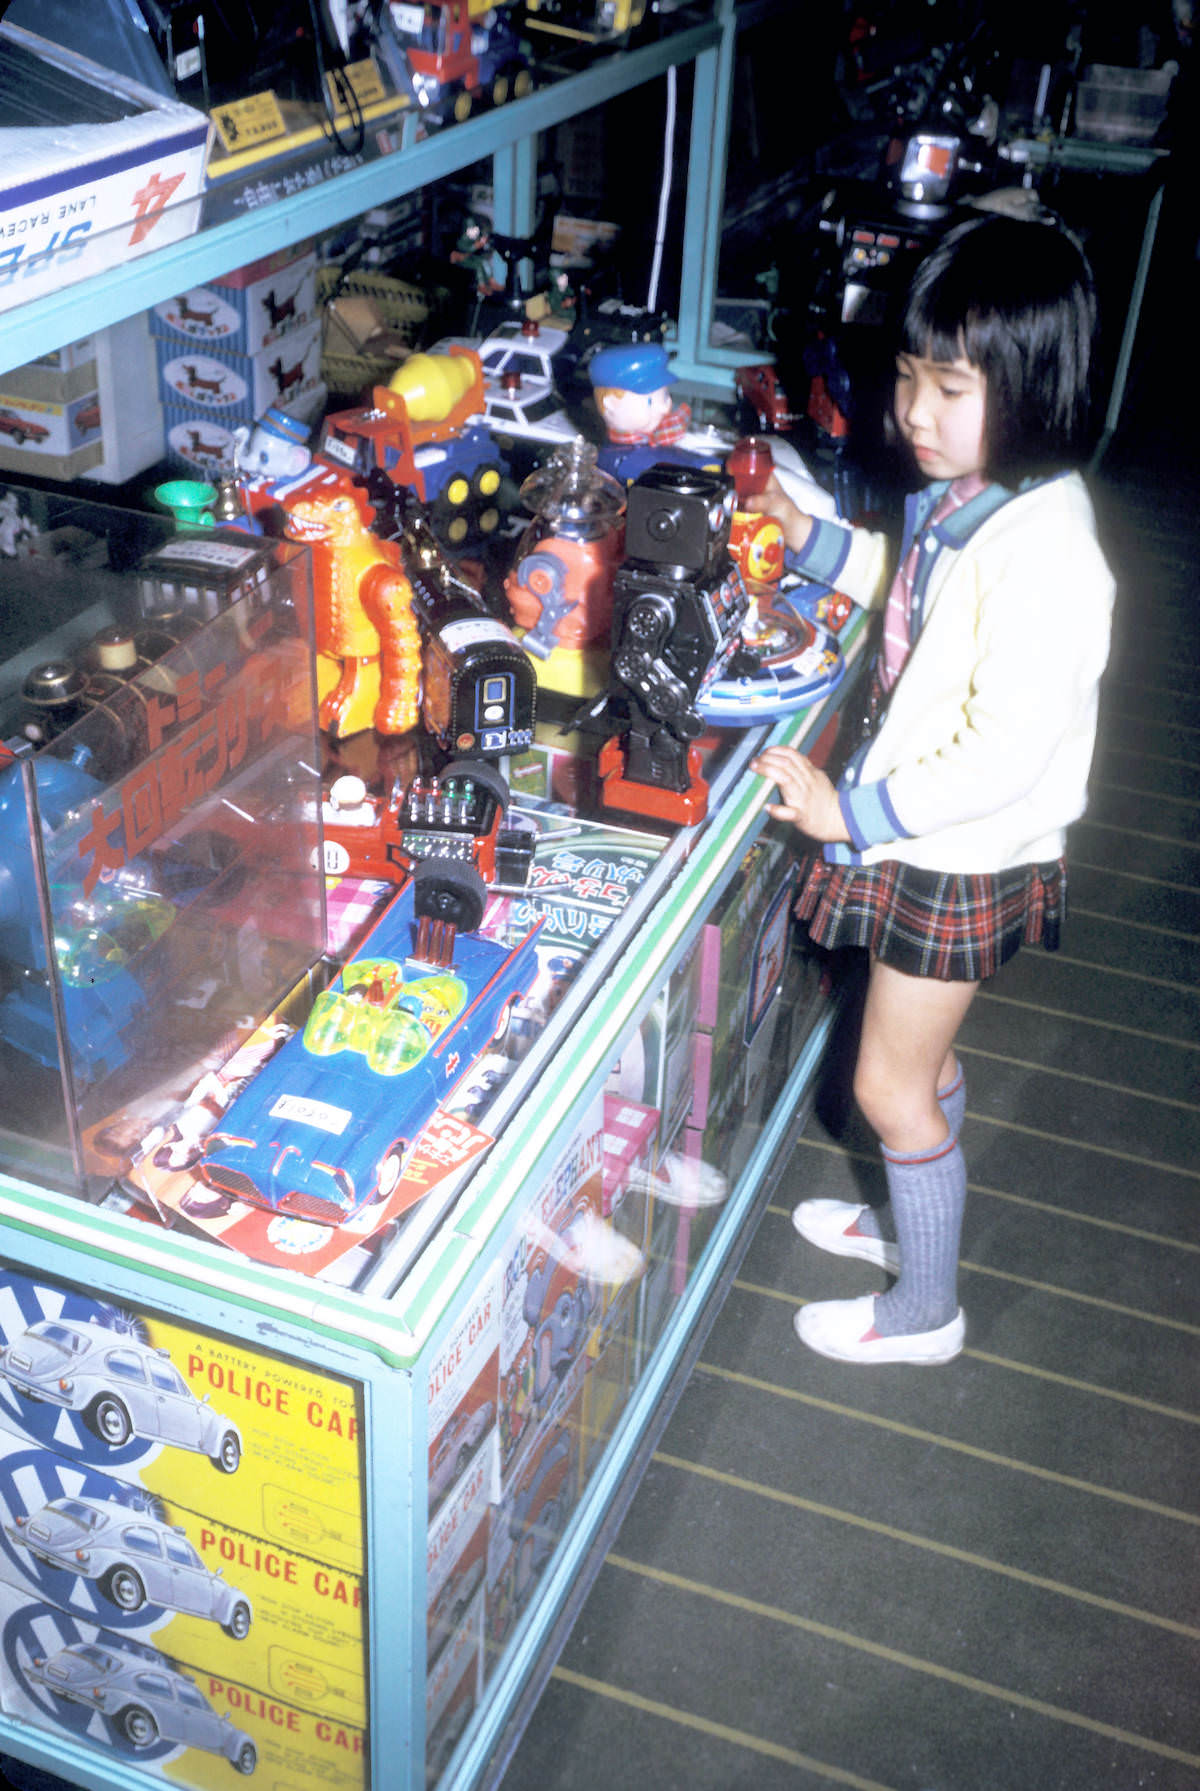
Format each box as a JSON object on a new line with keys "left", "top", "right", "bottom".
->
{"left": 596, "top": 735, "right": 710, "bottom": 826}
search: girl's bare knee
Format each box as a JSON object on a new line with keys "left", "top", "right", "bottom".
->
{"left": 852, "top": 1064, "right": 891, "bottom": 1136}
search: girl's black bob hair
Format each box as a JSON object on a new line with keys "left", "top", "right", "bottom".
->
{"left": 899, "top": 210, "right": 1098, "bottom": 484}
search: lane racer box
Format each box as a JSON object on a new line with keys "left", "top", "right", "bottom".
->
{"left": 0, "top": 24, "right": 210, "bottom": 313}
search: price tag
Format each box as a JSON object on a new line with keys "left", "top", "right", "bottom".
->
{"left": 325, "top": 56, "right": 388, "bottom": 117}
{"left": 212, "top": 90, "right": 288, "bottom": 153}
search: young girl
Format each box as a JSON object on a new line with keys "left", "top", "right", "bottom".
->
{"left": 748, "top": 211, "right": 1115, "bottom": 1366}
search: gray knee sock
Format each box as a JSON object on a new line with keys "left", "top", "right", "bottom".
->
{"left": 871, "top": 1135, "right": 966, "bottom": 1335}
{"left": 856, "top": 1067, "right": 966, "bottom": 1245}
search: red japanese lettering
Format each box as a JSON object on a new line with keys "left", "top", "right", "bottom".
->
{"left": 77, "top": 801, "right": 125, "bottom": 896}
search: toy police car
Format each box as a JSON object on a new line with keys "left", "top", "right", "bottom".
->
{"left": 0, "top": 1318, "right": 242, "bottom": 1471}
{"left": 8, "top": 1497, "right": 252, "bottom": 1636}
{"left": 27, "top": 1641, "right": 257, "bottom": 1772}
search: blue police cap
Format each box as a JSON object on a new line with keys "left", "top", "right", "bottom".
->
{"left": 258, "top": 406, "right": 309, "bottom": 446}
{"left": 589, "top": 342, "right": 676, "bottom": 393}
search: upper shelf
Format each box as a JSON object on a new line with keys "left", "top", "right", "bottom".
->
{"left": 0, "top": 16, "right": 721, "bottom": 379}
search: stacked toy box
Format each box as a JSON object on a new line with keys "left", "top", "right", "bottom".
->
{"left": 0, "top": 1266, "right": 368, "bottom": 1788}
{"left": 0, "top": 317, "right": 164, "bottom": 483}
{"left": 152, "top": 241, "right": 324, "bottom": 477}
{"left": 687, "top": 832, "right": 801, "bottom": 1179}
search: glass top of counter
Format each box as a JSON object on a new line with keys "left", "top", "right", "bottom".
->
{"left": 0, "top": 469, "right": 865, "bottom": 1324}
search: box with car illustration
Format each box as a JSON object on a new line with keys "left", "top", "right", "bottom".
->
{"left": 427, "top": 1267, "right": 501, "bottom": 1528}
{"left": 0, "top": 1576, "right": 367, "bottom": 1790}
{"left": 0, "top": 1266, "right": 368, "bottom": 1784}
{"left": 426, "top": 1449, "right": 489, "bottom": 1678}
{"left": 485, "top": 1405, "right": 583, "bottom": 1656}
{"left": 496, "top": 1096, "right": 605, "bottom": 1481}
{"left": 606, "top": 932, "right": 707, "bottom": 1162}
{"left": 425, "top": 1590, "right": 484, "bottom": 1789}
{"left": 690, "top": 833, "right": 800, "bottom": 1162}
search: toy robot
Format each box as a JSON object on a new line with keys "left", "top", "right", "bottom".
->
{"left": 230, "top": 405, "right": 314, "bottom": 534}
{"left": 504, "top": 440, "right": 626, "bottom": 698}
{"left": 594, "top": 464, "right": 752, "bottom": 824}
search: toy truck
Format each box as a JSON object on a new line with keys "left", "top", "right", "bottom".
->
{"left": 378, "top": 0, "right": 532, "bottom": 122}
{"left": 520, "top": 0, "right": 646, "bottom": 44}
{"left": 316, "top": 347, "right": 508, "bottom": 547}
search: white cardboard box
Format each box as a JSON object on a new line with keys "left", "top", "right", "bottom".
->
{"left": 0, "top": 316, "right": 164, "bottom": 482}
{"left": 0, "top": 23, "right": 210, "bottom": 314}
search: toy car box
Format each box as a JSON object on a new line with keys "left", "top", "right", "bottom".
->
{"left": 495, "top": 814, "right": 665, "bottom": 1020}
{"left": 607, "top": 930, "right": 707, "bottom": 1161}
{"left": 0, "top": 388, "right": 103, "bottom": 480}
{"left": 0, "top": 23, "right": 209, "bottom": 313}
{"left": 487, "top": 1408, "right": 583, "bottom": 1653}
{"left": 0, "top": 316, "right": 164, "bottom": 483}
{"left": 426, "top": 1437, "right": 491, "bottom": 1674}
{"left": 689, "top": 833, "right": 800, "bottom": 1162}
{"left": 497, "top": 1094, "right": 605, "bottom": 1479}
{"left": 426, "top": 1564, "right": 486, "bottom": 1784}
{"left": 602, "top": 1091, "right": 658, "bottom": 1239}
{"left": 0, "top": 1280, "right": 368, "bottom": 1733}
{"left": 427, "top": 1266, "right": 501, "bottom": 1524}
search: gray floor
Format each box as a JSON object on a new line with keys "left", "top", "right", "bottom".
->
{"left": 498, "top": 323, "right": 1200, "bottom": 1784}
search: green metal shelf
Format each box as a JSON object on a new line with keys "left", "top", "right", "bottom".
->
{"left": 0, "top": 18, "right": 720, "bottom": 379}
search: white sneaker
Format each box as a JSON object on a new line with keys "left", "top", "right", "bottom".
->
{"left": 627, "top": 1152, "right": 729, "bottom": 1209}
{"left": 792, "top": 1198, "right": 899, "bottom": 1275}
{"left": 794, "top": 1295, "right": 964, "bottom": 1365}
{"left": 526, "top": 1210, "right": 645, "bottom": 1287}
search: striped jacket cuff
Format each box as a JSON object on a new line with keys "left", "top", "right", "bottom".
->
{"left": 783, "top": 516, "right": 852, "bottom": 587}
{"left": 838, "top": 778, "right": 910, "bottom": 853}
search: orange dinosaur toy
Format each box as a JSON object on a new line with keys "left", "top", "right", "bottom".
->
{"left": 284, "top": 475, "right": 422, "bottom": 737}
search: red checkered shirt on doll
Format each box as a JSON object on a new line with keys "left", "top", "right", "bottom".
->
{"left": 606, "top": 401, "right": 693, "bottom": 447}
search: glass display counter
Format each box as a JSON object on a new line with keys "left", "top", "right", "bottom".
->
{"left": 0, "top": 478, "right": 867, "bottom": 1791}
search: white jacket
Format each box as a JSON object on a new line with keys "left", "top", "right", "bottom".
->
{"left": 790, "top": 472, "right": 1115, "bottom": 873}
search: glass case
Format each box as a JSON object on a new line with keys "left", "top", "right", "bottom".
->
{"left": 0, "top": 487, "right": 321, "bottom": 1197}
{"left": 0, "top": 11, "right": 861, "bottom": 1783}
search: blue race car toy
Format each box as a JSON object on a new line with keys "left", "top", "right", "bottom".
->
{"left": 199, "top": 871, "right": 541, "bottom": 1226}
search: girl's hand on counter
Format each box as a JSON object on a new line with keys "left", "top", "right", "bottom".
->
{"left": 751, "top": 745, "right": 849, "bottom": 844}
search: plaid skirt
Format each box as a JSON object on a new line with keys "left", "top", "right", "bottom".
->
{"left": 795, "top": 856, "right": 1067, "bottom": 982}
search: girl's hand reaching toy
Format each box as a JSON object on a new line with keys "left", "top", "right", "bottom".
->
{"left": 751, "top": 744, "right": 850, "bottom": 844}
{"left": 740, "top": 472, "right": 814, "bottom": 555}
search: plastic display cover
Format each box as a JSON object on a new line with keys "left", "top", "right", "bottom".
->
{"left": 0, "top": 543, "right": 324, "bottom": 1197}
